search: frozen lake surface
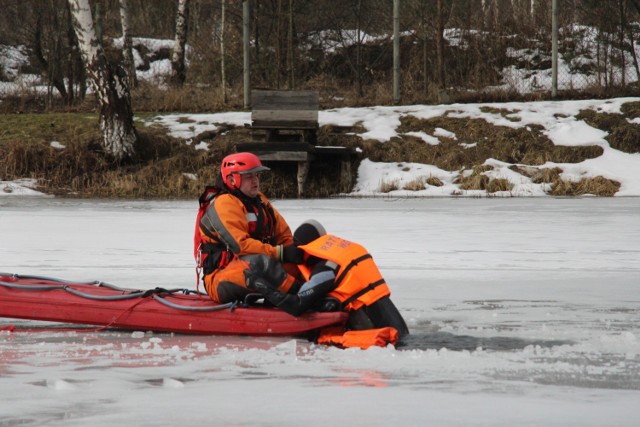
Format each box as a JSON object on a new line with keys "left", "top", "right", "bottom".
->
{"left": 1, "top": 197, "right": 639, "bottom": 426}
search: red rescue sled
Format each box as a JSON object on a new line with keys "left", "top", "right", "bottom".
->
{"left": 0, "top": 273, "right": 347, "bottom": 336}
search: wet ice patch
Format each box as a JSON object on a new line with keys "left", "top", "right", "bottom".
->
{"left": 163, "top": 378, "right": 185, "bottom": 389}
{"left": 47, "top": 379, "right": 77, "bottom": 391}
{"left": 1, "top": 179, "right": 47, "bottom": 196}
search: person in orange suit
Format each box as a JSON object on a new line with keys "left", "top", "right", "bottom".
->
{"left": 195, "top": 152, "right": 304, "bottom": 304}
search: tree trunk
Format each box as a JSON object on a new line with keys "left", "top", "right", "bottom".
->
{"left": 420, "top": 0, "right": 428, "bottom": 97}
{"left": 119, "top": 0, "right": 137, "bottom": 88}
{"left": 619, "top": 0, "right": 626, "bottom": 86}
{"left": 68, "top": 0, "right": 137, "bottom": 161}
{"left": 66, "top": 4, "right": 77, "bottom": 104}
{"left": 629, "top": 0, "right": 640, "bottom": 79}
{"left": 171, "top": 0, "right": 189, "bottom": 86}
{"left": 33, "top": 9, "right": 69, "bottom": 105}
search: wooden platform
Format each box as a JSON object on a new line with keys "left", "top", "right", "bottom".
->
{"left": 239, "top": 90, "right": 354, "bottom": 197}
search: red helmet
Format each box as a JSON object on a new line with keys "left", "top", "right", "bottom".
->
{"left": 221, "top": 152, "right": 270, "bottom": 188}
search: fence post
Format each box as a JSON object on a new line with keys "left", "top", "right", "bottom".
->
{"left": 243, "top": 0, "right": 251, "bottom": 109}
{"left": 393, "top": 0, "right": 400, "bottom": 104}
{"left": 551, "top": 0, "right": 558, "bottom": 98}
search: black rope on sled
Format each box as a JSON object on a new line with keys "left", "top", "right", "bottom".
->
{"left": 0, "top": 273, "right": 208, "bottom": 296}
{"left": 0, "top": 276, "right": 222, "bottom": 308}
{"left": 0, "top": 281, "right": 65, "bottom": 291}
{"left": 151, "top": 294, "right": 237, "bottom": 312}
{"left": 62, "top": 285, "right": 148, "bottom": 301}
{"left": 0, "top": 280, "right": 148, "bottom": 301}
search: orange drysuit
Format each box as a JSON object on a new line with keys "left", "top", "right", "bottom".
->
{"left": 198, "top": 191, "right": 299, "bottom": 303}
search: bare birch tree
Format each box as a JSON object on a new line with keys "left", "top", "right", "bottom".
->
{"left": 171, "top": 0, "right": 189, "bottom": 86}
{"left": 68, "top": 0, "right": 137, "bottom": 161}
{"left": 119, "top": 0, "right": 137, "bottom": 88}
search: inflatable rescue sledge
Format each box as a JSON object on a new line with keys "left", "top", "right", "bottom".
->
{"left": 0, "top": 273, "right": 347, "bottom": 336}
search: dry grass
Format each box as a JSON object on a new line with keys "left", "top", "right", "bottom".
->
{"left": 130, "top": 83, "right": 245, "bottom": 113}
{"left": 453, "top": 165, "right": 513, "bottom": 193}
{"left": 487, "top": 178, "right": 513, "bottom": 193}
{"left": 404, "top": 177, "right": 426, "bottom": 191}
{"left": 531, "top": 167, "right": 563, "bottom": 183}
{"left": 426, "top": 175, "right": 444, "bottom": 187}
{"left": 457, "top": 173, "right": 490, "bottom": 190}
{"left": 379, "top": 179, "right": 400, "bottom": 193}
{"left": 454, "top": 165, "right": 493, "bottom": 190}
{"left": 0, "top": 112, "right": 218, "bottom": 198}
{"left": 479, "top": 106, "right": 522, "bottom": 122}
{"left": 577, "top": 107, "right": 640, "bottom": 154}
{"left": 549, "top": 176, "right": 621, "bottom": 197}
{"left": 388, "top": 115, "right": 604, "bottom": 172}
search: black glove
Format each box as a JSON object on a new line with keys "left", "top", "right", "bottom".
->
{"left": 281, "top": 244, "right": 304, "bottom": 264}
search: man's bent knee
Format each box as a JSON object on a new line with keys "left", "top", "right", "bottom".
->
{"left": 242, "top": 254, "right": 298, "bottom": 294}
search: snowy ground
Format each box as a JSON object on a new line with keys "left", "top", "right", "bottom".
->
{"left": 4, "top": 97, "right": 640, "bottom": 200}
{"left": 1, "top": 197, "right": 638, "bottom": 426}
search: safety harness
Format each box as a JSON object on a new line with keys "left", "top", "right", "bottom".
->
{"left": 194, "top": 180, "right": 278, "bottom": 287}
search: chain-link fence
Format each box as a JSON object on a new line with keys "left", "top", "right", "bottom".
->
{"left": 1, "top": 0, "right": 639, "bottom": 108}
{"left": 469, "top": 0, "right": 640, "bottom": 98}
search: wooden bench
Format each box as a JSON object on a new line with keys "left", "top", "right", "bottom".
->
{"left": 237, "top": 89, "right": 353, "bottom": 197}
{"left": 251, "top": 89, "right": 319, "bottom": 135}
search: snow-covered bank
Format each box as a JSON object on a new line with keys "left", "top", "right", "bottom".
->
{"left": 2, "top": 98, "right": 640, "bottom": 198}
{"left": 152, "top": 97, "right": 640, "bottom": 197}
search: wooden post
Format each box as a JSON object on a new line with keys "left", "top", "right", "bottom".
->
{"left": 340, "top": 159, "right": 352, "bottom": 193}
{"left": 393, "top": 0, "right": 400, "bottom": 104}
{"left": 297, "top": 161, "right": 309, "bottom": 198}
{"left": 551, "top": 0, "right": 558, "bottom": 98}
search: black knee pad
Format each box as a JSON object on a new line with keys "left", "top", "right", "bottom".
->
{"left": 242, "top": 254, "right": 288, "bottom": 288}
{"left": 217, "top": 281, "right": 251, "bottom": 303}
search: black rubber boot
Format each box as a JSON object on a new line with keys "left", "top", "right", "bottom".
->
{"left": 245, "top": 269, "right": 336, "bottom": 317}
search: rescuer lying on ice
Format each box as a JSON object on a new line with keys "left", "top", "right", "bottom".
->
{"left": 243, "top": 219, "right": 409, "bottom": 340}
{"left": 195, "top": 152, "right": 408, "bottom": 347}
